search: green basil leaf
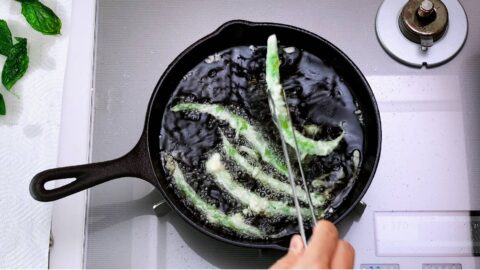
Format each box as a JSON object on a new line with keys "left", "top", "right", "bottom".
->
{"left": 0, "top": 93, "right": 5, "bottom": 115}
{"left": 21, "top": 1, "right": 62, "bottom": 35}
{"left": 0, "top": 20, "right": 13, "bottom": 56}
{"left": 2, "top": 37, "right": 29, "bottom": 90}
{"left": 15, "top": 0, "right": 39, "bottom": 3}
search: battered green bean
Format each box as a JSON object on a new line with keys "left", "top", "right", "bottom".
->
{"left": 164, "top": 155, "right": 264, "bottom": 237}
{"left": 221, "top": 133, "right": 326, "bottom": 207}
{"left": 172, "top": 102, "right": 288, "bottom": 175}
{"left": 266, "top": 34, "right": 344, "bottom": 157}
{"left": 206, "top": 152, "right": 312, "bottom": 218}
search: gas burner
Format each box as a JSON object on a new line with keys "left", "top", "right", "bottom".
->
{"left": 399, "top": 0, "right": 449, "bottom": 49}
{"left": 376, "top": 0, "right": 468, "bottom": 67}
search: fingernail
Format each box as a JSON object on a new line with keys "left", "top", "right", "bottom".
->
{"left": 289, "top": 235, "right": 303, "bottom": 254}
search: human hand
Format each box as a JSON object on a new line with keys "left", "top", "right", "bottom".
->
{"left": 270, "top": 220, "right": 354, "bottom": 269}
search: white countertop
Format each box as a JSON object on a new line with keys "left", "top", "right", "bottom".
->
{"left": 49, "top": 0, "right": 96, "bottom": 268}
{"left": 0, "top": 0, "right": 74, "bottom": 268}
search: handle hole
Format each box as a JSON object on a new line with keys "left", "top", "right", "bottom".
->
{"left": 44, "top": 178, "right": 76, "bottom": 190}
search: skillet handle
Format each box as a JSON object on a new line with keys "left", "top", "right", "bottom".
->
{"left": 30, "top": 134, "right": 156, "bottom": 202}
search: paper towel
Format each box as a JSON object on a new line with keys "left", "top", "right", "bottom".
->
{"left": 0, "top": 0, "right": 72, "bottom": 268}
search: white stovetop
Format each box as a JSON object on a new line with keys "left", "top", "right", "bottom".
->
{"left": 51, "top": 0, "right": 480, "bottom": 268}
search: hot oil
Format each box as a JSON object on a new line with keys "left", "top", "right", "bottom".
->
{"left": 160, "top": 45, "right": 364, "bottom": 239}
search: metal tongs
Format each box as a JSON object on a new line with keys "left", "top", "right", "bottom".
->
{"left": 266, "top": 89, "right": 317, "bottom": 246}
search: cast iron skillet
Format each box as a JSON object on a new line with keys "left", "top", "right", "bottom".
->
{"left": 30, "top": 20, "right": 381, "bottom": 250}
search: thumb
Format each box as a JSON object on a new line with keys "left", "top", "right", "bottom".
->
{"left": 288, "top": 234, "right": 304, "bottom": 255}
{"left": 270, "top": 235, "right": 304, "bottom": 269}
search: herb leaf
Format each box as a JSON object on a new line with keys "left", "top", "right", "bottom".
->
{"left": 21, "top": 1, "right": 62, "bottom": 35}
{"left": 0, "top": 93, "right": 5, "bottom": 115}
{"left": 2, "top": 37, "right": 29, "bottom": 90}
{"left": 0, "top": 20, "right": 13, "bottom": 56}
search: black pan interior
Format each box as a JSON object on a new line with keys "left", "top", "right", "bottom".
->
{"left": 145, "top": 20, "right": 381, "bottom": 249}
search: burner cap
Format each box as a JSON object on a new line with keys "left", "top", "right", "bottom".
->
{"left": 376, "top": 0, "right": 468, "bottom": 67}
{"left": 399, "top": 0, "right": 449, "bottom": 48}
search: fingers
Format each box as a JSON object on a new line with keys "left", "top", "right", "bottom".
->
{"left": 288, "top": 234, "right": 304, "bottom": 255}
{"left": 331, "top": 240, "right": 355, "bottom": 269}
{"left": 270, "top": 221, "right": 355, "bottom": 269}
{"left": 296, "top": 220, "right": 339, "bottom": 268}
{"left": 270, "top": 235, "right": 304, "bottom": 269}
